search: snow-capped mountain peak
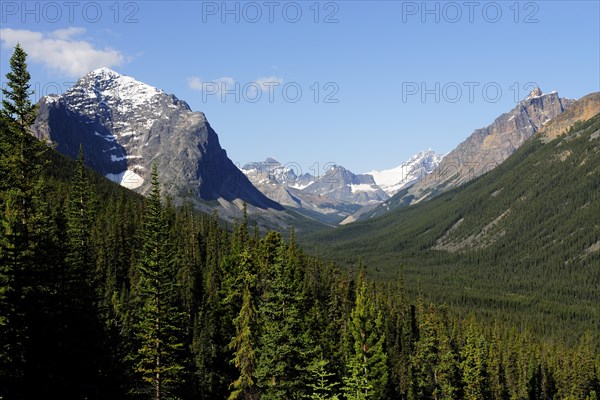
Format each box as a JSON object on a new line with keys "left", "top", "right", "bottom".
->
{"left": 89, "top": 66, "right": 122, "bottom": 78}
{"left": 367, "top": 149, "right": 444, "bottom": 195}
{"left": 69, "top": 67, "right": 172, "bottom": 113}
{"left": 39, "top": 68, "right": 200, "bottom": 189}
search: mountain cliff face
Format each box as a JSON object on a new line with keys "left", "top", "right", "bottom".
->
{"left": 31, "top": 68, "right": 282, "bottom": 210}
{"left": 407, "top": 88, "right": 574, "bottom": 203}
{"left": 537, "top": 92, "right": 600, "bottom": 142}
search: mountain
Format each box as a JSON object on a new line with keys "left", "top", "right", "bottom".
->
{"left": 366, "top": 149, "right": 444, "bottom": 195}
{"left": 339, "top": 150, "right": 443, "bottom": 225}
{"left": 242, "top": 159, "right": 372, "bottom": 224}
{"left": 31, "top": 67, "right": 283, "bottom": 213}
{"left": 405, "top": 88, "right": 573, "bottom": 203}
{"left": 303, "top": 165, "right": 389, "bottom": 204}
{"left": 243, "top": 151, "right": 444, "bottom": 225}
{"left": 242, "top": 157, "right": 315, "bottom": 189}
{"left": 303, "top": 99, "right": 600, "bottom": 341}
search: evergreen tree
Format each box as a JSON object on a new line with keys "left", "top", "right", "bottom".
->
{"left": 390, "top": 270, "right": 416, "bottom": 399}
{"left": 132, "top": 165, "right": 185, "bottom": 399}
{"left": 65, "top": 147, "right": 97, "bottom": 296}
{"left": 306, "top": 353, "right": 340, "bottom": 400}
{"left": 342, "top": 271, "right": 388, "bottom": 400}
{"left": 486, "top": 323, "right": 506, "bottom": 400}
{"left": 555, "top": 331, "right": 598, "bottom": 399}
{"left": 255, "top": 232, "right": 307, "bottom": 400}
{"left": 433, "top": 321, "right": 459, "bottom": 400}
{"left": 0, "top": 44, "right": 50, "bottom": 399}
{"left": 411, "top": 304, "right": 455, "bottom": 399}
{"left": 460, "top": 319, "right": 488, "bottom": 400}
{"left": 56, "top": 146, "right": 104, "bottom": 396}
{"left": 1, "top": 44, "right": 37, "bottom": 134}
{"left": 228, "top": 249, "right": 258, "bottom": 400}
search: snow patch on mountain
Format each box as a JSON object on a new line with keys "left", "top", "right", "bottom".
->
{"left": 106, "top": 170, "right": 144, "bottom": 189}
{"left": 350, "top": 184, "right": 378, "bottom": 193}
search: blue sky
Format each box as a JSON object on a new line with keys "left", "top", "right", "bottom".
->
{"left": 1, "top": 1, "right": 599, "bottom": 174}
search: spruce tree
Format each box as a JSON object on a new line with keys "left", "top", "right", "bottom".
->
{"left": 228, "top": 249, "right": 258, "bottom": 400}
{"left": 255, "top": 232, "right": 307, "bottom": 399}
{"left": 342, "top": 271, "right": 387, "bottom": 400}
{"left": 132, "top": 165, "right": 184, "bottom": 399}
{"left": 61, "top": 146, "right": 102, "bottom": 396}
{"left": 1, "top": 44, "right": 37, "bottom": 134}
{"left": 306, "top": 353, "right": 340, "bottom": 400}
{"left": 0, "top": 44, "right": 49, "bottom": 399}
{"left": 66, "top": 146, "right": 96, "bottom": 282}
{"left": 486, "top": 323, "right": 506, "bottom": 400}
{"left": 460, "top": 319, "right": 488, "bottom": 400}
{"left": 411, "top": 303, "right": 437, "bottom": 399}
{"left": 560, "top": 331, "right": 598, "bottom": 399}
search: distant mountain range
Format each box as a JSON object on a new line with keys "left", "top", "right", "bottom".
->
{"left": 29, "top": 68, "right": 587, "bottom": 230}
{"left": 242, "top": 150, "right": 443, "bottom": 224}
{"left": 244, "top": 89, "right": 575, "bottom": 224}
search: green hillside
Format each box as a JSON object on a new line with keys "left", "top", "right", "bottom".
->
{"left": 303, "top": 114, "right": 600, "bottom": 344}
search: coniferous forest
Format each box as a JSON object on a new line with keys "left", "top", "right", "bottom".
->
{"left": 1, "top": 48, "right": 599, "bottom": 400}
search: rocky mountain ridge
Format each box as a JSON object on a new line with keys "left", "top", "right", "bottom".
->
{"left": 406, "top": 88, "right": 574, "bottom": 203}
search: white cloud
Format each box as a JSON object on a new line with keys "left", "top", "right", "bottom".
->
{"left": 0, "top": 28, "right": 125, "bottom": 78}
{"left": 49, "top": 27, "right": 86, "bottom": 40}
{"left": 188, "top": 77, "right": 204, "bottom": 90}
